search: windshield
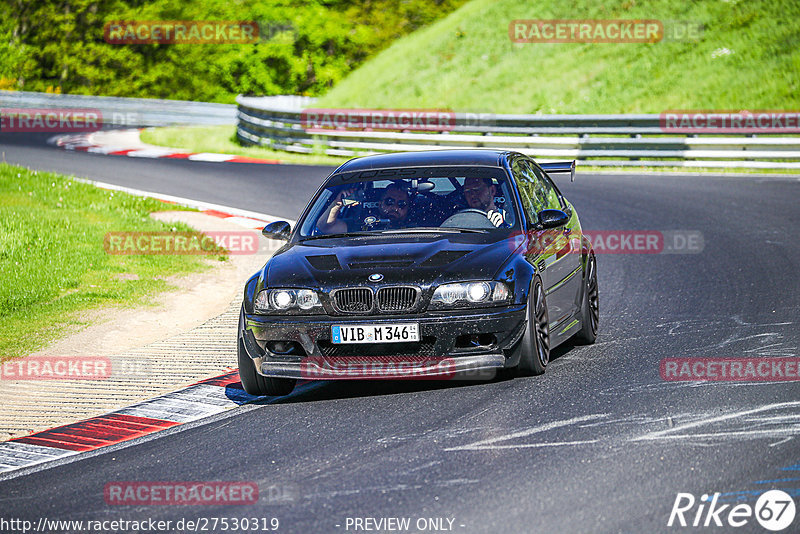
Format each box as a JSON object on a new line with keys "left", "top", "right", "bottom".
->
{"left": 298, "top": 166, "right": 519, "bottom": 238}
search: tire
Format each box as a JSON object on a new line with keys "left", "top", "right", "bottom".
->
{"left": 575, "top": 253, "right": 599, "bottom": 344}
{"left": 515, "top": 278, "right": 550, "bottom": 376}
{"left": 237, "top": 307, "right": 296, "bottom": 396}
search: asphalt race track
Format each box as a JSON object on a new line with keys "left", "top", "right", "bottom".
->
{"left": 2, "top": 132, "right": 799, "bottom": 532}
{"left": 0, "top": 133, "right": 322, "bottom": 219}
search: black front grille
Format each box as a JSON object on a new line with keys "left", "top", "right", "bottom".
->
{"left": 318, "top": 336, "right": 437, "bottom": 357}
{"left": 377, "top": 286, "right": 418, "bottom": 312}
{"left": 331, "top": 288, "right": 373, "bottom": 313}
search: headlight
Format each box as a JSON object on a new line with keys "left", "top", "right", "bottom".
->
{"left": 430, "top": 281, "right": 511, "bottom": 309}
{"left": 254, "top": 289, "right": 323, "bottom": 314}
{"left": 296, "top": 289, "right": 320, "bottom": 310}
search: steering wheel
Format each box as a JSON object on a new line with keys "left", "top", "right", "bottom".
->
{"left": 454, "top": 208, "right": 488, "bottom": 216}
{"left": 361, "top": 215, "right": 392, "bottom": 231}
{"left": 440, "top": 208, "right": 495, "bottom": 229}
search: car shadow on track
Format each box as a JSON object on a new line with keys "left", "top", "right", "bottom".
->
{"left": 241, "top": 341, "right": 577, "bottom": 405}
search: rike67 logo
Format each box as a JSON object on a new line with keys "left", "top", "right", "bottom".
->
{"left": 668, "top": 491, "right": 796, "bottom": 531}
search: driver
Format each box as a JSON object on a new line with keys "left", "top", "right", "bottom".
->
{"left": 316, "top": 183, "right": 411, "bottom": 234}
{"left": 463, "top": 177, "right": 506, "bottom": 227}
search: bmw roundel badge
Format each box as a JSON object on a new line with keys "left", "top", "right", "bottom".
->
{"left": 368, "top": 273, "right": 384, "bottom": 282}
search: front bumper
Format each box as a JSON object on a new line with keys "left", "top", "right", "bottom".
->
{"left": 241, "top": 305, "right": 527, "bottom": 380}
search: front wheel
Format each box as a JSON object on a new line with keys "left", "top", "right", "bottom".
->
{"left": 514, "top": 278, "right": 550, "bottom": 376}
{"left": 575, "top": 254, "right": 599, "bottom": 344}
{"left": 237, "top": 307, "right": 296, "bottom": 396}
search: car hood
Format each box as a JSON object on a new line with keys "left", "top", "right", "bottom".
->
{"left": 261, "top": 233, "right": 519, "bottom": 288}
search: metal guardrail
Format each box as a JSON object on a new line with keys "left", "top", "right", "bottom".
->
{"left": 1, "top": 90, "right": 237, "bottom": 127}
{"left": 236, "top": 96, "right": 800, "bottom": 169}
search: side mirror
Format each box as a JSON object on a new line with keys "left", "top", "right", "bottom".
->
{"left": 261, "top": 221, "right": 291, "bottom": 241}
{"left": 537, "top": 209, "right": 569, "bottom": 229}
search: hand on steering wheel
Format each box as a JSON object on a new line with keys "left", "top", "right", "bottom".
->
{"left": 487, "top": 209, "right": 505, "bottom": 227}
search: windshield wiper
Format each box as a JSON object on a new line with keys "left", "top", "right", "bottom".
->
{"left": 381, "top": 227, "right": 489, "bottom": 234}
{"left": 299, "top": 232, "right": 377, "bottom": 241}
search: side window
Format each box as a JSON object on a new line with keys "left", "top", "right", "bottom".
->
{"left": 511, "top": 159, "right": 539, "bottom": 223}
{"left": 526, "top": 161, "right": 563, "bottom": 210}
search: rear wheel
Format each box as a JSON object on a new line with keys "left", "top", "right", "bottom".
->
{"left": 515, "top": 278, "right": 550, "bottom": 376}
{"left": 237, "top": 307, "right": 296, "bottom": 396}
{"left": 575, "top": 254, "right": 599, "bottom": 344}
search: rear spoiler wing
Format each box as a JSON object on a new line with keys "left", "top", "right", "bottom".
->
{"left": 540, "top": 160, "right": 576, "bottom": 182}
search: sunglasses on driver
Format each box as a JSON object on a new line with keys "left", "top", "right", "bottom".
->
{"left": 382, "top": 198, "right": 408, "bottom": 208}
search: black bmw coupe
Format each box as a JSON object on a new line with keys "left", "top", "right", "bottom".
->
{"left": 238, "top": 150, "right": 598, "bottom": 395}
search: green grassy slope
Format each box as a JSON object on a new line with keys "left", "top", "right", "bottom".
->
{"left": 318, "top": 0, "right": 800, "bottom": 113}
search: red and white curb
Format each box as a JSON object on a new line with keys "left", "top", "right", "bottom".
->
{"left": 76, "top": 178, "right": 296, "bottom": 230}
{"left": 0, "top": 186, "right": 298, "bottom": 476}
{"left": 50, "top": 130, "right": 282, "bottom": 165}
{"left": 0, "top": 371, "right": 241, "bottom": 473}
{"left": 0, "top": 372, "right": 312, "bottom": 475}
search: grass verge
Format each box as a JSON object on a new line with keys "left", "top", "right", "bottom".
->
{"left": 0, "top": 163, "right": 226, "bottom": 361}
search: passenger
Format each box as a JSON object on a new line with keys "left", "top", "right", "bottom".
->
{"left": 316, "top": 183, "right": 412, "bottom": 234}
{"left": 462, "top": 177, "right": 506, "bottom": 227}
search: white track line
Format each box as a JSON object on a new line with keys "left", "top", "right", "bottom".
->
{"left": 72, "top": 177, "right": 295, "bottom": 225}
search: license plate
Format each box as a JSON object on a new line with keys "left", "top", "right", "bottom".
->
{"left": 331, "top": 323, "right": 420, "bottom": 344}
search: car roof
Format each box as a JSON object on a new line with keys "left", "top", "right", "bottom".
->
{"left": 330, "top": 149, "right": 513, "bottom": 174}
